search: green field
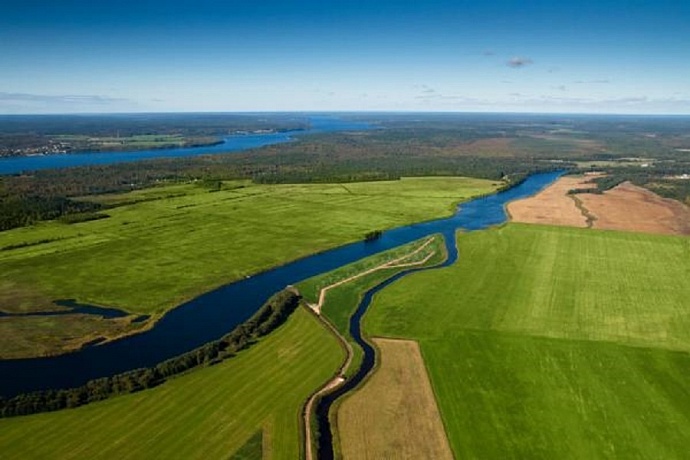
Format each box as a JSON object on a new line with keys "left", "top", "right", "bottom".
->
{"left": 1, "top": 177, "right": 496, "bottom": 315}
{"left": 0, "top": 308, "right": 343, "bottom": 459}
{"left": 0, "top": 176, "right": 495, "bottom": 357}
{"left": 366, "top": 224, "right": 690, "bottom": 458}
{"left": 298, "top": 234, "right": 446, "bottom": 377}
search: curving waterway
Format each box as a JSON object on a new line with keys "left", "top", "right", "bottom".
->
{"left": 313, "top": 171, "right": 563, "bottom": 459}
{"left": 0, "top": 171, "right": 561, "bottom": 398}
{"left": 0, "top": 116, "right": 370, "bottom": 175}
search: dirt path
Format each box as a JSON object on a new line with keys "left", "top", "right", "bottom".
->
{"left": 302, "top": 238, "right": 438, "bottom": 460}
{"left": 308, "top": 237, "right": 436, "bottom": 315}
{"left": 303, "top": 313, "right": 352, "bottom": 460}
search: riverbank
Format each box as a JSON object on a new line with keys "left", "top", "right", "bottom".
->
{"left": 0, "top": 308, "right": 343, "bottom": 460}
{"left": 0, "top": 177, "right": 498, "bottom": 359}
{"left": 0, "top": 172, "right": 558, "bottom": 398}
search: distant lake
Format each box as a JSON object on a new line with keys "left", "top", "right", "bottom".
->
{"left": 0, "top": 116, "right": 370, "bottom": 175}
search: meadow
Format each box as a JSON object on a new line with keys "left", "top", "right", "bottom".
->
{"left": 298, "top": 234, "right": 446, "bottom": 377}
{"left": 0, "top": 308, "right": 343, "bottom": 459}
{"left": 337, "top": 338, "right": 454, "bottom": 460}
{"left": 0, "top": 177, "right": 496, "bottom": 357}
{"left": 1, "top": 177, "right": 494, "bottom": 315}
{"left": 365, "top": 224, "right": 690, "bottom": 458}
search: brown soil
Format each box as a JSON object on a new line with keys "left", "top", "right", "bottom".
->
{"left": 303, "top": 238, "right": 438, "bottom": 460}
{"left": 581, "top": 182, "right": 690, "bottom": 235}
{"left": 509, "top": 176, "right": 690, "bottom": 236}
{"left": 337, "top": 338, "right": 454, "bottom": 460}
{"left": 507, "top": 176, "right": 599, "bottom": 228}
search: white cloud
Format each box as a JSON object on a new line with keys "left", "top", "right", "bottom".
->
{"left": 507, "top": 57, "right": 533, "bottom": 68}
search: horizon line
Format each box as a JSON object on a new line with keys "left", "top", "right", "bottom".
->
{"left": 2, "top": 110, "right": 690, "bottom": 117}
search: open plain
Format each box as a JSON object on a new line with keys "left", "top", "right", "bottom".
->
{"left": 365, "top": 224, "right": 690, "bottom": 458}
{"left": 337, "top": 338, "right": 453, "bottom": 460}
{"left": 0, "top": 177, "right": 496, "bottom": 358}
{"left": 581, "top": 181, "right": 690, "bottom": 235}
{"left": 507, "top": 175, "right": 597, "bottom": 228}
{"left": 0, "top": 308, "right": 343, "bottom": 459}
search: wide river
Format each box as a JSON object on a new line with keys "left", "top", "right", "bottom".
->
{"left": 0, "top": 116, "right": 369, "bottom": 175}
{"left": 0, "top": 171, "right": 561, "bottom": 397}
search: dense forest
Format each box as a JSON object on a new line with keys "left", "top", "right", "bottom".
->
{"left": 0, "top": 113, "right": 309, "bottom": 157}
{"left": 2, "top": 114, "right": 689, "bottom": 232}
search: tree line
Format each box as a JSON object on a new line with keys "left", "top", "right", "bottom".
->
{"left": 0, "top": 131, "right": 567, "bottom": 232}
{"left": 0, "top": 288, "right": 301, "bottom": 418}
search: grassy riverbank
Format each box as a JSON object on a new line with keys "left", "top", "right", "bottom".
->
{"left": 0, "top": 308, "right": 343, "bottom": 459}
{"left": 365, "top": 224, "right": 690, "bottom": 458}
{"left": 298, "top": 234, "right": 446, "bottom": 378}
{"left": 0, "top": 176, "right": 498, "bottom": 358}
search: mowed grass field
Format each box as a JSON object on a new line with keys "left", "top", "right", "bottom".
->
{"left": 0, "top": 308, "right": 344, "bottom": 459}
{"left": 337, "top": 338, "right": 454, "bottom": 460}
{"left": 0, "top": 177, "right": 497, "bottom": 315}
{"left": 366, "top": 224, "right": 690, "bottom": 458}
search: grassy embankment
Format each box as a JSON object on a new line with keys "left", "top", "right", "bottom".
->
{"left": 365, "top": 224, "right": 690, "bottom": 458}
{"left": 0, "top": 177, "right": 497, "bottom": 358}
{"left": 0, "top": 308, "right": 343, "bottom": 459}
{"left": 297, "top": 234, "right": 447, "bottom": 458}
{"left": 297, "top": 234, "right": 446, "bottom": 378}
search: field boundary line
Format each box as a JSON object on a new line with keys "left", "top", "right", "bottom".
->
{"left": 302, "top": 236, "right": 438, "bottom": 460}
{"left": 570, "top": 194, "right": 598, "bottom": 228}
{"left": 308, "top": 237, "right": 435, "bottom": 315}
{"left": 302, "top": 308, "right": 353, "bottom": 460}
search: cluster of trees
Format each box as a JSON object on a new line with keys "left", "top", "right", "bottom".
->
{"left": 569, "top": 165, "right": 690, "bottom": 205}
{"left": 0, "top": 288, "right": 301, "bottom": 418}
{"left": 0, "top": 193, "right": 103, "bottom": 231}
{"left": 0, "top": 113, "right": 308, "bottom": 140}
{"left": 5, "top": 117, "right": 690, "bottom": 232}
{"left": 364, "top": 230, "right": 382, "bottom": 242}
{"left": 0, "top": 130, "right": 567, "bottom": 232}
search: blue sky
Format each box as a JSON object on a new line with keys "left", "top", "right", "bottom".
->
{"left": 1, "top": 0, "right": 689, "bottom": 114}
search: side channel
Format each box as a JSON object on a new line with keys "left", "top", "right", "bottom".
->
{"left": 313, "top": 171, "right": 564, "bottom": 459}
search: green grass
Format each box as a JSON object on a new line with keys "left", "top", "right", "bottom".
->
{"left": 0, "top": 308, "right": 343, "bottom": 460}
{"left": 422, "top": 330, "right": 690, "bottom": 459}
{"left": 0, "top": 176, "right": 497, "bottom": 316}
{"left": 365, "top": 224, "right": 690, "bottom": 459}
{"left": 0, "top": 314, "right": 146, "bottom": 359}
{"left": 367, "top": 224, "right": 690, "bottom": 351}
{"left": 298, "top": 235, "right": 446, "bottom": 377}
{"left": 229, "top": 430, "right": 263, "bottom": 460}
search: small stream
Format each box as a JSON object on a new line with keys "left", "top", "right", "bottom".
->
{"left": 313, "top": 171, "right": 563, "bottom": 459}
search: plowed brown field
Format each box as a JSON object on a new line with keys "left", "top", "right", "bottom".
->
{"left": 509, "top": 175, "right": 690, "bottom": 235}
{"left": 581, "top": 182, "right": 690, "bottom": 235}
{"left": 507, "top": 176, "right": 597, "bottom": 228}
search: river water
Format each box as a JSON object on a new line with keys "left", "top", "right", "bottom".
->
{"left": 313, "top": 175, "right": 568, "bottom": 458}
{"left": 0, "top": 116, "right": 369, "bottom": 175}
{"left": 0, "top": 170, "right": 561, "bottom": 398}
